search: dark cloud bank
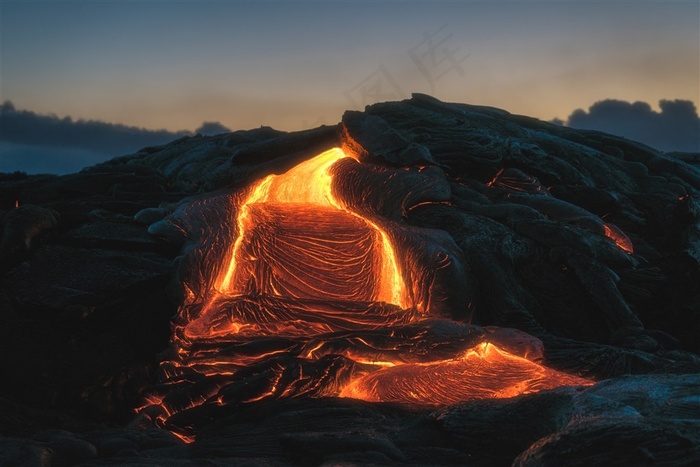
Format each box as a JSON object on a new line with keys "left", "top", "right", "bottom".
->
{"left": 560, "top": 99, "right": 700, "bottom": 153}
{"left": 0, "top": 101, "right": 230, "bottom": 175}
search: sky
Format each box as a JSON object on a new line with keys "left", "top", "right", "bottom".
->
{"left": 1, "top": 0, "right": 699, "bottom": 174}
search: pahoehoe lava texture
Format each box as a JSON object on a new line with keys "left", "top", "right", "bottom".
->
{"left": 1, "top": 94, "right": 699, "bottom": 466}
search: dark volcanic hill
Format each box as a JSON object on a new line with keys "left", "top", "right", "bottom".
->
{"left": 1, "top": 94, "right": 699, "bottom": 466}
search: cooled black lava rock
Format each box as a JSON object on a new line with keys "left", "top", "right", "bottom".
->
{"left": 1, "top": 94, "right": 698, "bottom": 466}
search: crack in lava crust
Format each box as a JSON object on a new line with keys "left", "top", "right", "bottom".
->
{"left": 138, "top": 148, "right": 593, "bottom": 439}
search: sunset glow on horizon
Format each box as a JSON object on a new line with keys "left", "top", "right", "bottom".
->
{"left": 3, "top": 1, "right": 698, "bottom": 130}
{"left": 1, "top": 1, "right": 698, "bottom": 173}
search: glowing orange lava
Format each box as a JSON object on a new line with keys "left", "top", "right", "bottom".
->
{"left": 339, "top": 342, "right": 592, "bottom": 405}
{"left": 604, "top": 222, "right": 634, "bottom": 254}
{"left": 141, "top": 148, "right": 595, "bottom": 439}
{"left": 216, "top": 147, "right": 407, "bottom": 308}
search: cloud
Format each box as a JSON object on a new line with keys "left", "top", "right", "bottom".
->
{"left": 0, "top": 102, "right": 232, "bottom": 174}
{"left": 563, "top": 99, "right": 700, "bottom": 152}
{"left": 0, "top": 101, "right": 190, "bottom": 154}
{"left": 195, "top": 121, "right": 231, "bottom": 136}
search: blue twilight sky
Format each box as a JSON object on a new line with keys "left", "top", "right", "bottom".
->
{"left": 1, "top": 0, "right": 699, "bottom": 174}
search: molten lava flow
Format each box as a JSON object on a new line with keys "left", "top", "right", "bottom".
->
{"left": 603, "top": 222, "right": 634, "bottom": 254}
{"left": 230, "top": 205, "right": 385, "bottom": 301}
{"left": 216, "top": 147, "right": 407, "bottom": 308}
{"left": 181, "top": 147, "right": 411, "bottom": 342}
{"left": 339, "top": 342, "right": 592, "bottom": 405}
{"left": 141, "top": 148, "right": 595, "bottom": 439}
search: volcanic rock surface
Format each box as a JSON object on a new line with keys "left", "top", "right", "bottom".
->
{"left": 1, "top": 94, "right": 699, "bottom": 466}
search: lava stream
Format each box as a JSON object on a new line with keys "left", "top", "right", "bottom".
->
{"left": 215, "top": 147, "right": 407, "bottom": 308}
{"left": 140, "top": 147, "right": 594, "bottom": 439}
